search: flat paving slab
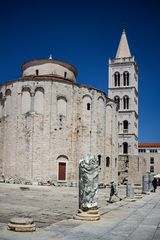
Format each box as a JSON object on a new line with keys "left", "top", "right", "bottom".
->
{"left": 0, "top": 183, "right": 160, "bottom": 239}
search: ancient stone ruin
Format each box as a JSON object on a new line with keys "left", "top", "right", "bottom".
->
{"left": 74, "top": 153, "right": 100, "bottom": 220}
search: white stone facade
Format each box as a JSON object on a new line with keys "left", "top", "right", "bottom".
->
{"left": 108, "top": 37, "right": 138, "bottom": 156}
{"left": 22, "top": 59, "right": 76, "bottom": 82}
{"left": 138, "top": 144, "right": 160, "bottom": 176}
{"left": 0, "top": 59, "right": 118, "bottom": 186}
{"left": 108, "top": 30, "right": 139, "bottom": 184}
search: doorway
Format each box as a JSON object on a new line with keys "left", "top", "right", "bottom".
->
{"left": 58, "top": 162, "right": 66, "bottom": 181}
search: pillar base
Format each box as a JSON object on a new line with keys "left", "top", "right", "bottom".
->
{"left": 135, "top": 194, "right": 143, "bottom": 199}
{"left": 74, "top": 209, "right": 100, "bottom": 221}
{"left": 125, "top": 197, "right": 136, "bottom": 202}
{"left": 7, "top": 217, "right": 36, "bottom": 232}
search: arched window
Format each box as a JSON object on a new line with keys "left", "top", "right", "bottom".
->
{"left": 123, "top": 71, "right": 129, "bottom": 86}
{"left": 57, "top": 96, "right": 67, "bottom": 117}
{"left": 123, "top": 120, "right": 128, "bottom": 133}
{"left": 123, "top": 96, "right": 129, "bottom": 109}
{"left": 106, "top": 157, "right": 110, "bottom": 167}
{"left": 35, "top": 87, "right": 44, "bottom": 94}
{"left": 5, "top": 89, "right": 12, "bottom": 115}
{"left": 123, "top": 142, "right": 128, "bottom": 154}
{"left": 82, "top": 95, "right": 92, "bottom": 111}
{"left": 98, "top": 155, "right": 101, "bottom": 166}
{"left": 114, "top": 72, "right": 120, "bottom": 87}
{"left": 82, "top": 95, "right": 92, "bottom": 115}
{"left": 21, "top": 87, "right": 31, "bottom": 114}
{"left": 5, "top": 89, "right": 11, "bottom": 96}
{"left": 114, "top": 96, "right": 120, "bottom": 109}
{"left": 34, "top": 87, "right": 44, "bottom": 114}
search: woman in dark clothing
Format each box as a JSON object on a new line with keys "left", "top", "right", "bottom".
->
{"left": 152, "top": 178, "right": 158, "bottom": 192}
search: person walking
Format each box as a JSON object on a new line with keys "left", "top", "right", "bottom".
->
{"left": 108, "top": 180, "right": 122, "bottom": 202}
{"left": 152, "top": 177, "right": 158, "bottom": 192}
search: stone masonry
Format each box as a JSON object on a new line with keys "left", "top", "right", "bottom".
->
{"left": 0, "top": 58, "right": 118, "bottom": 186}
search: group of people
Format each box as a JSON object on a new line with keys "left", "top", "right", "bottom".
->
{"left": 108, "top": 177, "right": 158, "bottom": 203}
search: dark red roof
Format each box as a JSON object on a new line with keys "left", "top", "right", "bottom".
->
{"left": 138, "top": 143, "right": 160, "bottom": 148}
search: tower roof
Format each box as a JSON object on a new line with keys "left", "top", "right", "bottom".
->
{"left": 116, "top": 29, "right": 131, "bottom": 58}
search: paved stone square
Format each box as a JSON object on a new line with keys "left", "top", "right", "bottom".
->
{"left": 0, "top": 183, "right": 160, "bottom": 240}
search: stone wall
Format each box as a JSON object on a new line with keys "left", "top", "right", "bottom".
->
{"left": 0, "top": 78, "right": 118, "bottom": 186}
{"left": 118, "top": 155, "right": 146, "bottom": 185}
{"left": 138, "top": 152, "right": 160, "bottom": 176}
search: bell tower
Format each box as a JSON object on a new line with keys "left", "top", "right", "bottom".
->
{"left": 108, "top": 29, "right": 138, "bottom": 156}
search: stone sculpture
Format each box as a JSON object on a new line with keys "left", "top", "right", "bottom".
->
{"left": 74, "top": 153, "right": 100, "bottom": 220}
{"left": 79, "top": 153, "right": 98, "bottom": 210}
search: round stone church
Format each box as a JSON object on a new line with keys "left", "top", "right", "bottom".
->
{"left": 0, "top": 57, "right": 118, "bottom": 186}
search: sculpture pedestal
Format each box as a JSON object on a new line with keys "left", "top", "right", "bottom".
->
{"left": 74, "top": 209, "right": 100, "bottom": 221}
{"left": 7, "top": 217, "right": 36, "bottom": 232}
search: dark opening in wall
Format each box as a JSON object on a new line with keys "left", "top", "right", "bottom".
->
{"left": 123, "top": 142, "right": 128, "bottom": 154}
{"left": 64, "top": 72, "right": 67, "bottom": 78}
{"left": 106, "top": 157, "right": 110, "bottom": 167}
{"left": 114, "top": 72, "right": 120, "bottom": 86}
{"left": 59, "top": 115, "right": 62, "bottom": 122}
{"left": 114, "top": 96, "right": 120, "bottom": 110}
{"left": 123, "top": 71, "right": 129, "bottom": 86}
{"left": 150, "top": 157, "right": 154, "bottom": 164}
{"left": 98, "top": 155, "right": 101, "bottom": 166}
{"left": 0, "top": 92, "right": 3, "bottom": 100}
{"left": 35, "top": 69, "right": 39, "bottom": 76}
{"left": 5, "top": 89, "right": 11, "bottom": 96}
{"left": 123, "top": 96, "right": 129, "bottom": 109}
{"left": 87, "top": 103, "right": 91, "bottom": 110}
{"left": 115, "top": 158, "right": 117, "bottom": 167}
{"left": 150, "top": 165, "right": 154, "bottom": 172}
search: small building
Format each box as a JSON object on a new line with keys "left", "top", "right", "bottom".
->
{"left": 138, "top": 143, "right": 160, "bottom": 175}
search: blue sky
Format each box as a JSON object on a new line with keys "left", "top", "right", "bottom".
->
{"left": 0, "top": 0, "right": 160, "bottom": 143}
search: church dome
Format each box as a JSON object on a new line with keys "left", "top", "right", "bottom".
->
{"left": 21, "top": 58, "right": 77, "bottom": 83}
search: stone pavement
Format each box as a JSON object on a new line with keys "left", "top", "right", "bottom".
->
{"left": 0, "top": 183, "right": 160, "bottom": 239}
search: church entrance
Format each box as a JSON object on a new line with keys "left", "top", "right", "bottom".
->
{"left": 58, "top": 162, "right": 66, "bottom": 181}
